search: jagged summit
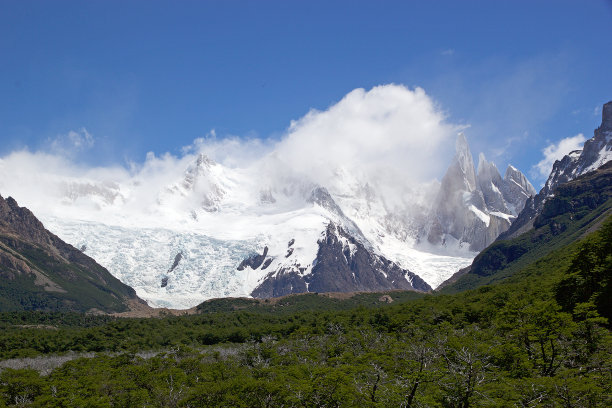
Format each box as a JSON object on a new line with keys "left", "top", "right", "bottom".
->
{"left": 426, "top": 135, "right": 534, "bottom": 251}
{"left": 601, "top": 101, "right": 612, "bottom": 131}
{"left": 454, "top": 133, "right": 477, "bottom": 191}
{"left": 500, "top": 100, "right": 612, "bottom": 240}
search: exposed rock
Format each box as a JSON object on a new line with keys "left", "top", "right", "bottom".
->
{"left": 379, "top": 294, "right": 393, "bottom": 303}
{"left": 259, "top": 188, "right": 276, "bottom": 204}
{"left": 251, "top": 223, "right": 431, "bottom": 298}
{"left": 307, "top": 187, "right": 345, "bottom": 216}
{"left": 237, "top": 246, "right": 269, "bottom": 271}
{"left": 168, "top": 252, "right": 183, "bottom": 273}
{"left": 261, "top": 258, "right": 273, "bottom": 270}
{"left": 500, "top": 100, "right": 612, "bottom": 240}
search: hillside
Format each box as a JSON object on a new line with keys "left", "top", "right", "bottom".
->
{"left": 0, "top": 195, "right": 146, "bottom": 313}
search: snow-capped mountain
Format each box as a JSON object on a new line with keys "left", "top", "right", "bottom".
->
{"left": 423, "top": 134, "right": 536, "bottom": 252}
{"left": 501, "top": 100, "right": 612, "bottom": 239}
{"left": 31, "top": 134, "right": 533, "bottom": 309}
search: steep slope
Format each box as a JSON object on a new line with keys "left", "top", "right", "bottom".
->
{"left": 0, "top": 194, "right": 144, "bottom": 312}
{"left": 501, "top": 100, "right": 612, "bottom": 240}
{"left": 250, "top": 222, "right": 431, "bottom": 298}
{"left": 440, "top": 160, "right": 612, "bottom": 292}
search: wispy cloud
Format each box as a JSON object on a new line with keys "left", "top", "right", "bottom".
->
{"left": 532, "top": 133, "right": 586, "bottom": 180}
{"left": 48, "top": 127, "right": 95, "bottom": 157}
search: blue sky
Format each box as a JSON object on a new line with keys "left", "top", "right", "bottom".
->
{"left": 1, "top": 1, "right": 611, "bottom": 185}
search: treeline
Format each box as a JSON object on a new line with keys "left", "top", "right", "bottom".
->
{"left": 0, "top": 218, "right": 610, "bottom": 406}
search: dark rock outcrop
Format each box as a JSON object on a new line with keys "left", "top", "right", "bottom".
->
{"left": 237, "top": 247, "right": 269, "bottom": 271}
{"left": 251, "top": 223, "right": 431, "bottom": 298}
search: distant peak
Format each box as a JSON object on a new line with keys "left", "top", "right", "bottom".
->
{"left": 478, "top": 152, "right": 487, "bottom": 165}
{"left": 601, "top": 101, "right": 612, "bottom": 131}
{"left": 195, "top": 153, "right": 215, "bottom": 168}
{"left": 455, "top": 132, "right": 469, "bottom": 153}
{"left": 477, "top": 153, "right": 498, "bottom": 172}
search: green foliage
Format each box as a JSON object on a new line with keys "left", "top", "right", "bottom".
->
{"left": 555, "top": 218, "right": 612, "bottom": 320}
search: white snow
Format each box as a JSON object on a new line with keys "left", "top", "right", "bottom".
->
{"left": 8, "top": 152, "right": 484, "bottom": 308}
{"left": 489, "top": 211, "right": 515, "bottom": 222}
{"left": 468, "top": 205, "right": 490, "bottom": 227}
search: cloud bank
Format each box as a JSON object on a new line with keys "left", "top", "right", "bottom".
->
{"left": 532, "top": 133, "right": 586, "bottom": 180}
{"left": 274, "top": 85, "right": 458, "bottom": 188}
{"left": 0, "top": 84, "right": 461, "bottom": 222}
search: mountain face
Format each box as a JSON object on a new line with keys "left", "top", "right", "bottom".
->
{"left": 0, "top": 195, "right": 144, "bottom": 312}
{"left": 424, "top": 134, "right": 535, "bottom": 252}
{"left": 501, "top": 100, "right": 612, "bottom": 240}
{"left": 250, "top": 223, "right": 431, "bottom": 298}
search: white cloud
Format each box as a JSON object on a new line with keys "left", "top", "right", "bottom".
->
{"left": 49, "top": 127, "right": 95, "bottom": 156}
{"left": 0, "top": 84, "right": 459, "bottom": 220}
{"left": 533, "top": 133, "right": 586, "bottom": 179}
{"left": 274, "top": 85, "right": 458, "bottom": 189}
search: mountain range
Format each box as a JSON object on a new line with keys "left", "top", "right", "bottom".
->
{"left": 16, "top": 130, "right": 534, "bottom": 308}
{"left": 1, "top": 101, "right": 610, "bottom": 311}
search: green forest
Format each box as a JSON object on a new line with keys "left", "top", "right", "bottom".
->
{"left": 0, "top": 214, "right": 610, "bottom": 407}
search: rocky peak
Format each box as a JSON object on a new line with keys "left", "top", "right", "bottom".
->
{"left": 0, "top": 194, "right": 48, "bottom": 246}
{"left": 184, "top": 154, "right": 215, "bottom": 187}
{"left": 251, "top": 222, "right": 431, "bottom": 298}
{"left": 600, "top": 101, "right": 612, "bottom": 132}
{"left": 477, "top": 154, "right": 503, "bottom": 185}
{"left": 499, "top": 100, "right": 612, "bottom": 241}
{"left": 504, "top": 165, "right": 537, "bottom": 196}
{"left": 428, "top": 135, "right": 536, "bottom": 251}
{"left": 307, "top": 186, "right": 345, "bottom": 216}
{"left": 476, "top": 154, "right": 507, "bottom": 213}
{"left": 454, "top": 133, "right": 477, "bottom": 191}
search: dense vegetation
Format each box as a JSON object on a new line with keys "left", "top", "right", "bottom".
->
{"left": 0, "top": 214, "right": 610, "bottom": 406}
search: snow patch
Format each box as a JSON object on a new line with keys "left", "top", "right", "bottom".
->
{"left": 468, "top": 205, "right": 490, "bottom": 227}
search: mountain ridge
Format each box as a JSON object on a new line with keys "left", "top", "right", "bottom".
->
{"left": 0, "top": 194, "right": 146, "bottom": 313}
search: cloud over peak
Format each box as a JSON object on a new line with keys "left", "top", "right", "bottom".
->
{"left": 532, "top": 133, "right": 586, "bottom": 180}
{"left": 275, "top": 84, "right": 458, "bottom": 188}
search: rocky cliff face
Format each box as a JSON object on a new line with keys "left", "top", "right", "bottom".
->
{"left": 250, "top": 222, "right": 431, "bottom": 298}
{"left": 425, "top": 134, "right": 535, "bottom": 251}
{"left": 501, "top": 100, "right": 612, "bottom": 239}
{"left": 0, "top": 194, "right": 144, "bottom": 312}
